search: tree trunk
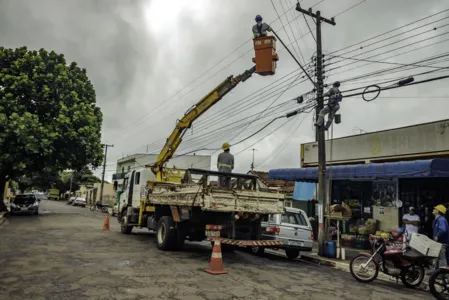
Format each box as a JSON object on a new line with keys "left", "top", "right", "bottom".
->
{"left": 0, "top": 175, "right": 8, "bottom": 212}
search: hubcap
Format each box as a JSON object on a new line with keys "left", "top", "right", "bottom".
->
{"left": 157, "top": 222, "right": 166, "bottom": 244}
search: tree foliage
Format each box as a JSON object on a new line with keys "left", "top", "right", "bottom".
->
{"left": 0, "top": 47, "right": 104, "bottom": 210}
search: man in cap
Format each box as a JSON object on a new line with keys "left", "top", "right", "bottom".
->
{"left": 252, "top": 15, "right": 272, "bottom": 38}
{"left": 217, "top": 142, "right": 234, "bottom": 188}
{"left": 402, "top": 206, "right": 420, "bottom": 240}
{"left": 433, "top": 204, "right": 449, "bottom": 268}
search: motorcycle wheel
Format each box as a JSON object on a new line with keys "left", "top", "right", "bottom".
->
{"left": 90, "top": 205, "right": 96, "bottom": 211}
{"left": 349, "top": 255, "right": 379, "bottom": 283}
{"left": 429, "top": 268, "right": 449, "bottom": 300}
{"left": 400, "top": 264, "right": 425, "bottom": 288}
{"left": 101, "top": 207, "right": 109, "bottom": 213}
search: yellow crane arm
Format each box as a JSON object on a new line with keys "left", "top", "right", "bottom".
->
{"left": 151, "top": 66, "right": 256, "bottom": 181}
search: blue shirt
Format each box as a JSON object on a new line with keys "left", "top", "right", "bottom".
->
{"left": 433, "top": 215, "right": 449, "bottom": 244}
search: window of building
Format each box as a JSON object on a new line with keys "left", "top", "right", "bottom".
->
{"left": 135, "top": 172, "right": 140, "bottom": 185}
{"left": 122, "top": 167, "right": 124, "bottom": 173}
{"left": 127, "top": 166, "right": 131, "bottom": 172}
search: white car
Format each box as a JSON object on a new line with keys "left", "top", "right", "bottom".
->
{"left": 111, "top": 204, "right": 119, "bottom": 217}
{"left": 72, "top": 197, "right": 86, "bottom": 207}
{"left": 252, "top": 207, "right": 314, "bottom": 260}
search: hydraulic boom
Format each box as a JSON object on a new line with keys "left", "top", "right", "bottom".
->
{"left": 149, "top": 66, "right": 256, "bottom": 182}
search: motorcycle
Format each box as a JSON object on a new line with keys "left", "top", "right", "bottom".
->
{"left": 349, "top": 232, "right": 433, "bottom": 288}
{"left": 90, "top": 202, "right": 109, "bottom": 213}
{"left": 429, "top": 267, "right": 449, "bottom": 300}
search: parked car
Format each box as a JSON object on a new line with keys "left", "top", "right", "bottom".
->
{"left": 111, "top": 204, "right": 119, "bottom": 217}
{"left": 9, "top": 193, "right": 40, "bottom": 215}
{"left": 34, "top": 193, "right": 47, "bottom": 201}
{"left": 72, "top": 197, "right": 86, "bottom": 207}
{"left": 251, "top": 207, "right": 314, "bottom": 260}
{"left": 67, "top": 197, "right": 76, "bottom": 205}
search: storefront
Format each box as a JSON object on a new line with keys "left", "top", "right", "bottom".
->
{"left": 269, "top": 159, "right": 449, "bottom": 242}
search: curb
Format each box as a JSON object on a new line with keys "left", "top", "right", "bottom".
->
{"left": 0, "top": 211, "right": 7, "bottom": 227}
{"left": 300, "top": 253, "right": 429, "bottom": 291}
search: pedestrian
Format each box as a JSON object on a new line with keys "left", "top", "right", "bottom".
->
{"left": 252, "top": 15, "right": 272, "bottom": 38}
{"left": 402, "top": 206, "right": 420, "bottom": 241}
{"left": 217, "top": 142, "right": 234, "bottom": 188}
{"left": 315, "top": 81, "right": 342, "bottom": 130}
{"left": 433, "top": 204, "right": 449, "bottom": 269}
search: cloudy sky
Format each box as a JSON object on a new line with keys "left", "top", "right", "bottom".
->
{"left": 1, "top": 0, "right": 448, "bottom": 181}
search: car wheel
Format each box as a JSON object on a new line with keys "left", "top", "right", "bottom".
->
{"left": 285, "top": 249, "right": 300, "bottom": 260}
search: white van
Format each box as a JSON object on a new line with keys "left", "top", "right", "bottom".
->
{"left": 252, "top": 207, "right": 314, "bottom": 260}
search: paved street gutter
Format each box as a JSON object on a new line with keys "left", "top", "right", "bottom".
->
{"left": 300, "top": 252, "right": 430, "bottom": 291}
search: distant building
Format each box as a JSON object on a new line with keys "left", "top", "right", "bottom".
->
{"left": 75, "top": 183, "right": 116, "bottom": 206}
{"left": 112, "top": 153, "right": 212, "bottom": 189}
{"left": 248, "top": 170, "right": 295, "bottom": 207}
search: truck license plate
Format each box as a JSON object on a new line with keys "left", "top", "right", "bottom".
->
{"left": 288, "top": 241, "right": 304, "bottom": 246}
{"left": 205, "top": 230, "right": 220, "bottom": 237}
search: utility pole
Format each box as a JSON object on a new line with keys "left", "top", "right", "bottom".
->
{"left": 69, "top": 174, "right": 73, "bottom": 197}
{"left": 296, "top": 2, "right": 336, "bottom": 257}
{"left": 100, "top": 144, "right": 114, "bottom": 204}
{"left": 250, "top": 148, "right": 257, "bottom": 171}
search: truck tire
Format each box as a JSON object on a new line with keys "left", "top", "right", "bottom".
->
{"left": 174, "top": 225, "right": 186, "bottom": 250}
{"left": 156, "top": 216, "right": 177, "bottom": 250}
{"left": 120, "top": 214, "right": 133, "bottom": 234}
{"left": 285, "top": 249, "right": 300, "bottom": 260}
{"left": 250, "top": 246, "right": 265, "bottom": 256}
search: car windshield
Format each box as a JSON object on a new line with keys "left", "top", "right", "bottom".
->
{"left": 14, "top": 195, "right": 36, "bottom": 204}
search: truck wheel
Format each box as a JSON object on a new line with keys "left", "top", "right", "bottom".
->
{"left": 285, "top": 249, "right": 300, "bottom": 260}
{"left": 156, "top": 216, "right": 177, "bottom": 250}
{"left": 251, "top": 246, "right": 265, "bottom": 256}
{"left": 120, "top": 215, "right": 133, "bottom": 234}
{"left": 174, "top": 226, "right": 186, "bottom": 250}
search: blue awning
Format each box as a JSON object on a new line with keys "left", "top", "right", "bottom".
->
{"left": 268, "top": 159, "right": 449, "bottom": 182}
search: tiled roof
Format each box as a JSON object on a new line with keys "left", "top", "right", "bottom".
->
{"left": 248, "top": 170, "right": 295, "bottom": 192}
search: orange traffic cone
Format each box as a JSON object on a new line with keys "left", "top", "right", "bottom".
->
{"left": 205, "top": 239, "right": 228, "bottom": 275}
{"left": 102, "top": 213, "right": 110, "bottom": 231}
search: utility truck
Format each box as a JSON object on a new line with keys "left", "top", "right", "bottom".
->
{"left": 116, "top": 37, "right": 285, "bottom": 251}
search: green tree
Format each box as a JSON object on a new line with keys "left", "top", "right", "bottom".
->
{"left": 0, "top": 47, "right": 103, "bottom": 211}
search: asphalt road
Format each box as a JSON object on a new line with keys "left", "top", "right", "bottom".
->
{"left": 0, "top": 200, "right": 433, "bottom": 300}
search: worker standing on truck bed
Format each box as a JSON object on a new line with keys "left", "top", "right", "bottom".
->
{"left": 252, "top": 15, "right": 272, "bottom": 38}
{"left": 217, "top": 142, "right": 234, "bottom": 188}
{"left": 315, "top": 81, "right": 342, "bottom": 130}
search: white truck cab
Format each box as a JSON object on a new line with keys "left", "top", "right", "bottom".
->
{"left": 253, "top": 207, "right": 314, "bottom": 260}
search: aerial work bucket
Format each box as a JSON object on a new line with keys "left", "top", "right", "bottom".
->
{"left": 252, "top": 36, "right": 279, "bottom": 76}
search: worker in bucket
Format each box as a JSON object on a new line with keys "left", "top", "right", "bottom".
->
{"left": 433, "top": 204, "right": 449, "bottom": 269}
{"left": 315, "top": 81, "right": 342, "bottom": 130}
{"left": 252, "top": 15, "right": 272, "bottom": 38}
{"left": 217, "top": 142, "right": 234, "bottom": 188}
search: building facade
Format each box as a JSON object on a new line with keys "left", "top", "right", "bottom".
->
{"left": 270, "top": 119, "right": 449, "bottom": 242}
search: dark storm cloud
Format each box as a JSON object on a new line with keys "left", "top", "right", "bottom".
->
{"left": 2, "top": 0, "right": 448, "bottom": 179}
{"left": 0, "top": 0, "right": 158, "bottom": 131}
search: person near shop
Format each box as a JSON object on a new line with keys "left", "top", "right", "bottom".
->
{"left": 433, "top": 204, "right": 449, "bottom": 268}
{"left": 402, "top": 206, "right": 420, "bottom": 240}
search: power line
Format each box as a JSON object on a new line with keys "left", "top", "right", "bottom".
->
{"left": 331, "top": 53, "right": 449, "bottom": 70}
{"left": 333, "top": 0, "right": 368, "bottom": 18}
{"left": 329, "top": 8, "right": 449, "bottom": 55}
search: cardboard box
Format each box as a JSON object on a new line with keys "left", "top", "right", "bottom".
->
{"left": 410, "top": 233, "right": 442, "bottom": 258}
